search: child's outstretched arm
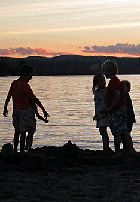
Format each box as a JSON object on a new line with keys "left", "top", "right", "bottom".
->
{"left": 32, "top": 97, "right": 50, "bottom": 118}
{"left": 29, "top": 98, "right": 39, "bottom": 115}
{"left": 36, "top": 114, "right": 49, "bottom": 123}
{"left": 30, "top": 99, "right": 49, "bottom": 123}
{"left": 3, "top": 94, "right": 11, "bottom": 117}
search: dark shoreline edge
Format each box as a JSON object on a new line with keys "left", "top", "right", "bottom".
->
{"left": 2, "top": 142, "right": 140, "bottom": 202}
{"left": 1, "top": 142, "right": 140, "bottom": 171}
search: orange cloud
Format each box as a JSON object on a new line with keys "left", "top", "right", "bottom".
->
{"left": 1, "top": 44, "right": 140, "bottom": 58}
{"left": 0, "top": 47, "right": 73, "bottom": 58}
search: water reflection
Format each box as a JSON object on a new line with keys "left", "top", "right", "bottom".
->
{"left": 0, "top": 75, "right": 140, "bottom": 151}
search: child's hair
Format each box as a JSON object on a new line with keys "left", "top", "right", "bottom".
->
{"left": 101, "top": 60, "right": 118, "bottom": 75}
{"left": 93, "top": 72, "right": 105, "bottom": 94}
{"left": 121, "top": 80, "right": 131, "bottom": 92}
{"left": 20, "top": 64, "right": 34, "bottom": 77}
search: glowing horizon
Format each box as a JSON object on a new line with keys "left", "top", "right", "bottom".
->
{"left": 0, "top": 43, "right": 140, "bottom": 58}
{"left": 0, "top": 0, "right": 140, "bottom": 58}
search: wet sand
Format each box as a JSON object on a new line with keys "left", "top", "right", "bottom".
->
{"left": 1, "top": 142, "right": 140, "bottom": 202}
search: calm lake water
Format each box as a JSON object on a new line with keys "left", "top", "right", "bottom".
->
{"left": 1, "top": 75, "right": 140, "bottom": 151}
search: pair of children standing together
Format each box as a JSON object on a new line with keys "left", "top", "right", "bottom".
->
{"left": 93, "top": 60, "right": 136, "bottom": 154}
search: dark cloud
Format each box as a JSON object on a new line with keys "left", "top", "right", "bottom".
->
{"left": 0, "top": 47, "right": 70, "bottom": 57}
{"left": 84, "top": 46, "right": 90, "bottom": 51}
{"left": 0, "top": 49, "right": 10, "bottom": 55}
{"left": 82, "top": 43, "right": 140, "bottom": 56}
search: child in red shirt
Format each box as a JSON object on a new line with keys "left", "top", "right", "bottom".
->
{"left": 3, "top": 64, "right": 49, "bottom": 153}
{"left": 101, "top": 60, "right": 136, "bottom": 154}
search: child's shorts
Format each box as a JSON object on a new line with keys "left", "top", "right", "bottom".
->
{"left": 12, "top": 108, "right": 36, "bottom": 132}
{"left": 108, "top": 104, "right": 128, "bottom": 137}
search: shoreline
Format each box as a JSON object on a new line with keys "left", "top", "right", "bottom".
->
{"left": 1, "top": 141, "right": 140, "bottom": 168}
{"left": 1, "top": 142, "right": 140, "bottom": 201}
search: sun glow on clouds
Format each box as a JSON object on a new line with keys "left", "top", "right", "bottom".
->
{"left": 0, "top": 47, "right": 73, "bottom": 58}
{"left": 82, "top": 43, "right": 140, "bottom": 56}
{"left": 0, "top": 0, "right": 140, "bottom": 57}
{"left": 0, "top": 43, "right": 140, "bottom": 58}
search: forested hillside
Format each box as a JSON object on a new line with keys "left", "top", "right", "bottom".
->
{"left": 0, "top": 55, "right": 140, "bottom": 76}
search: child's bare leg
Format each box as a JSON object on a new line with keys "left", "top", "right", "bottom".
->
{"left": 114, "top": 135, "right": 121, "bottom": 153}
{"left": 20, "top": 131, "right": 26, "bottom": 153}
{"left": 25, "top": 135, "right": 29, "bottom": 150}
{"left": 14, "top": 130, "right": 20, "bottom": 153}
{"left": 99, "top": 126, "right": 109, "bottom": 151}
{"left": 122, "top": 131, "right": 136, "bottom": 153}
{"left": 122, "top": 134, "right": 129, "bottom": 152}
{"left": 27, "top": 130, "right": 34, "bottom": 150}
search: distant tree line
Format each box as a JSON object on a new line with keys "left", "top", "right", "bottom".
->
{"left": 0, "top": 55, "right": 140, "bottom": 76}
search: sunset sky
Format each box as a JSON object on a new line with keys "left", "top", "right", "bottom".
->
{"left": 0, "top": 0, "right": 140, "bottom": 58}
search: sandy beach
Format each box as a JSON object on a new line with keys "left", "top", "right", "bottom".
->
{"left": 1, "top": 142, "right": 140, "bottom": 202}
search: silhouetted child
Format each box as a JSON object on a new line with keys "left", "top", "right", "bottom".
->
{"left": 93, "top": 72, "right": 110, "bottom": 151}
{"left": 121, "top": 80, "right": 136, "bottom": 152}
{"left": 3, "top": 64, "right": 49, "bottom": 153}
{"left": 101, "top": 60, "right": 136, "bottom": 154}
{"left": 25, "top": 98, "right": 49, "bottom": 151}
